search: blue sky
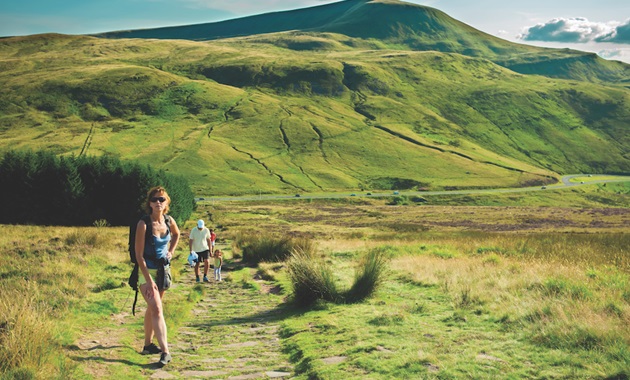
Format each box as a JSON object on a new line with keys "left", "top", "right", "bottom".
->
{"left": 1, "top": 0, "right": 629, "bottom": 63}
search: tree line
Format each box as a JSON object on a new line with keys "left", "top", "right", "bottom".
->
{"left": 0, "top": 150, "right": 194, "bottom": 226}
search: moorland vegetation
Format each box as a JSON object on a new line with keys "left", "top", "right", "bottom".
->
{"left": 1, "top": 195, "right": 628, "bottom": 379}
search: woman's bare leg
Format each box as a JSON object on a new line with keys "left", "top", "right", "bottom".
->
{"left": 143, "top": 307, "right": 153, "bottom": 346}
{"left": 140, "top": 282, "right": 169, "bottom": 353}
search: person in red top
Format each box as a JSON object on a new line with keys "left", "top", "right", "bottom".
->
{"left": 210, "top": 228, "right": 217, "bottom": 251}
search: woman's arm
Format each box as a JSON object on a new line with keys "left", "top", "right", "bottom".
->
{"left": 168, "top": 217, "right": 180, "bottom": 260}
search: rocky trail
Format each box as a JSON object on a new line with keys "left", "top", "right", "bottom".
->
{"left": 71, "top": 264, "right": 294, "bottom": 379}
{"left": 161, "top": 268, "right": 293, "bottom": 379}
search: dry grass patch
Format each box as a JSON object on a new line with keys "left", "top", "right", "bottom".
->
{"left": 392, "top": 251, "right": 630, "bottom": 353}
{"left": 0, "top": 224, "right": 130, "bottom": 379}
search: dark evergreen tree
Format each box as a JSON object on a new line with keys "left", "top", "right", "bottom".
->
{"left": 0, "top": 150, "right": 194, "bottom": 226}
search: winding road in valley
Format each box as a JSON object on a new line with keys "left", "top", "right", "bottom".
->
{"left": 197, "top": 174, "right": 630, "bottom": 202}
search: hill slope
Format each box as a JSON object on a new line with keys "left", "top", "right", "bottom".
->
{"left": 93, "top": 0, "right": 630, "bottom": 84}
{"left": 0, "top": 34, "right": 628, "bottom": 195}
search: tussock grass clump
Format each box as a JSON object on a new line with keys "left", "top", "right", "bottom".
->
{"left": 539, "top": 277, "right": 593, "bottom": 300}
{"left": 287, "top": 247, "right": 389, "bottom": 306}
{"left": 236, "top": 232, "right": 315, "bottom": 264}
{"left": 287, "top": 248, "right": 340, "bottom": 307}
{"left": 368, "top": 312, "right": 406, "bottom": 326}
{"left": 345, "top": 249, "right": 388, "bottom": 303}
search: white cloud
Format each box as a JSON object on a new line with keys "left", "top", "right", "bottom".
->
{"left": 598, "top": 49, "right": 622, "bottom": 58}
{"left": 595, "top": 19, "right": 630, "bottom": 43}
{"left": 597, "top": 47, "right": 630, "bottom": 62}
{"left": 518, "top": 17, "right": 623, "bottom": 44}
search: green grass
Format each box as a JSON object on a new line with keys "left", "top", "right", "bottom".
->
{"left": 0, "top": 224, "right": 203, "bottom": 379}
{"left": 1, "top": 198, "right": 629, "bottom": 379}
{"left": 223, "top": 199, "right": 628, "bottom": 378}
{"left": 1, "top": 34, "right": 628, "bottom": 196}
{"left": 280, "top": 254, "right": 629, "bottom": 378}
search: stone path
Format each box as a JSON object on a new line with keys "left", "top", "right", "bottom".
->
{"left": 151, "top": 268, "right": 293, "bottom": 379}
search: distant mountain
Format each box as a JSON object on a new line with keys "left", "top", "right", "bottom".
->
{"left": 94, "top": 0, "right": 629, "bottom": 83}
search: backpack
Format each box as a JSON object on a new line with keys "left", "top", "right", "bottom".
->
{"left": 127, "top": 214, "right": 171, "bottom": 315}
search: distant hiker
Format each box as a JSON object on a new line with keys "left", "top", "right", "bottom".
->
{"left": 210, "top": 228, "right": 217, "bottom": 251}
{"left": 213, "top": 249, "right": 223, "bottom": 281}
{"left": 134, "top": 186, "right": 180, "bottom": 368}
{"left": 190, "top": 219, "right": 212, "bottom": 282}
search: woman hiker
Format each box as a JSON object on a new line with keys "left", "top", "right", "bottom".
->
{"left": 134, "top": 186, "right": 180, "bottom": 367}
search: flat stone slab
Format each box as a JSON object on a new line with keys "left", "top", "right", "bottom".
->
{"left": 150, "top": 370, "right": 176, "bottom": 379}
{"left": 181, "top": 370, "right": 229, "bottom": 377}
{"left": 228, "top": 372, "right": 265, "bottom": 379}
{"left": 266, "top": 371, "right": 291, "bottom": 378}
{"left": 321, "top": 356, "right": 347, "bottom": 365}
{"left": 225, "top": 341, "right": 259, "bottom": 348}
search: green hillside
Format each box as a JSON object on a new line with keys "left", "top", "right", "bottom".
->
{"left": 2, "top": 0, "right": 630, "bottom": 196}
{"left": 93, "top": 0, "right": 630, "bottom": 84}
{"left": 0, "top": 32, "right": 628, "bottom": 196}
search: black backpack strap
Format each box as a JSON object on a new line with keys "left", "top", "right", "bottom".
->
{"left": 140, "top": 214, "right": 155, "bottom": 260}
{"left": 130, "top": 263, "right": 139, "bottom": 316}
{"left": 132, "top": 289, "right": 139, "bottom": 316}
{"left": 142, "top": 214, "right": 153, "bottom": 243}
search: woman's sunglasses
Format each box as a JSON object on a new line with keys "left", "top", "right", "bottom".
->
{"left": 150, "top": 196, "right": 167, "bottom": 203}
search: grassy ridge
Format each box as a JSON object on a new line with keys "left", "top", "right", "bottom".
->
{"left": 93, "top": 0, "right": 629, "bottom": 83}
{"left": 0, "top": 34, "right": 628, "bottom": 195}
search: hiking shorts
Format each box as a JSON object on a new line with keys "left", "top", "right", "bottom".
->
{"left": 196, "top": 250, "right": 210, "bottom": 262}
{"left": 138, "top": 268, "right": 158, "bottom": 287}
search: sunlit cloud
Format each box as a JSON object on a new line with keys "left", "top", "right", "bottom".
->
{"left": 598, "top": 49, "right": 621, "bottom": 58}
{"left": 595, "top": 19, "right": 630, "bottom": 43}
{"left": 518, "top": 17, "right": 625, "bottom": 44}
{"left": 597, "top": 47, "right": 630, "bottom": 62}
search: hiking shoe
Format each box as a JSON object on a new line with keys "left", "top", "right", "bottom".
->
{"left": 158, "top": 352, "right": 172, "bottom": 367}
{"left": 195, "top": 276, "right": 200, "bottom": 282}
{"left": 203, "top": 276, "right": 209, "bottom": 282}
{"left": 141, "top": 343, "right": 162, "bottom": 355}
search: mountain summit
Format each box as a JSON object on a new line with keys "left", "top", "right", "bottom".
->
{"left": 94, "top": 0, "right": 627, "bottom": 83}
{"left": 95, "top": 0, "right": 518, "bottom": 56}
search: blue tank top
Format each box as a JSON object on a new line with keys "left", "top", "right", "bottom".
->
{"left": 145, "top": 229, "right": 170, "bottom": 269}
